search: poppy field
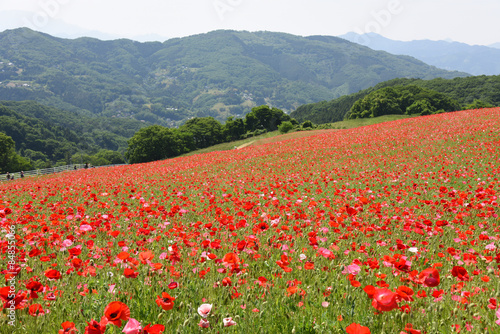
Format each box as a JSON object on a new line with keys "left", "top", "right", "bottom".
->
{"left": 1, "top": 108, "right": 500, "bottom": 333}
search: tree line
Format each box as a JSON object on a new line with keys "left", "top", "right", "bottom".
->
{"left": 347, "top": 85, "right": 460, "bottom": 119}
{"left": 291, "top": 75, "right": 500, "bottom": 123}
{"left": 126, "top": 105, "right": 296, "bottom": 163}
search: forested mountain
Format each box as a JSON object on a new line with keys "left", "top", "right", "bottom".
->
{"left": 0, "top": 101, "right": 135, "bottom": 167}
{"left": 291, "top": 75, "right": 500, "bottom": 124}
{"left": 0, "top": 28, "right": 466, "bottom": 125}
{"left": 340, "top": 32, "right": 500, "bottom": 76}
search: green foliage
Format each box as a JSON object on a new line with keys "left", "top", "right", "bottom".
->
{"left": 245, "top": 105, "right": 291, "bottom": 132}
{"left": 179, "top": 117, "right": 223, "bottom": 149}
{"left": 465, "top": 99, "right": 494, "bottom": 110}
{"left": 0, "top": 101, "right": 133, "bottom": 167}
{"left": 223, "top": 116, "right": 246, "bottom": 142}
{"left": 278, "top": 121, "right": 294, "bottom": 134}
{"left": 125, "top": 106, "right": 291, "bottom": 163}
{"left": 406, "top": 99, "right": 435, "bottom": 116}
{"left": 0, "top": 28, "right": 465, "bottom": 125}
{"left": 291, "top": 75, "right": 500, "bottom": 124}
{"left": 301, "top": 120, "right": 314, "bottom": 129}
{"left": 347, "top": 85, "right": 459, "bottom": 119}
{"left": 0, "top": 132, "right": 31, "bottom": 173}
{"left": 73, "top": 149, "right": 126, "bottom": 166}
{"left": 125, "top": 125, "right": 193, "bottom": 164}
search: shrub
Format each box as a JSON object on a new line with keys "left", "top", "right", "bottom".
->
{"left": 278, "top": 121, "right": 294, "bottom": 134}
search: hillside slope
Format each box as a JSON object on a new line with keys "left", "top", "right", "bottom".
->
{"left": 291, "top": 75, "right": 500, "bottom": 123}
{"left": 0, "top": 28, "right": 466, "bottom": 124}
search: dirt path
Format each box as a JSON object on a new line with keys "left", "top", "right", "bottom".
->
{"left": 236, "top": 141, "right": 255, "bottom": 149}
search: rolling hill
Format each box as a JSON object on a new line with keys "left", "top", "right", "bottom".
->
{"left": 0, "top": 28, "right": 467, "bottom": 125}
{"left": 291, "top": 75, "right": 500, "bottom": 124}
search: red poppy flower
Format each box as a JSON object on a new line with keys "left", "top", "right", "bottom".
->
{"left": 28, "top": 303, "right": 45, "bottom": 316}
{"left": 124, "top": 268, "right": 139, "bottom": 278}
{"left": 68, "top": 247, "right": 82, "bottom": 257}
{"left": 418, "top": 268, "right": 440, "bottom": 287}
{"left": 29, "top": 248, "right": 42, "bottom": 257}
{"left": 222, "top": 277, "right": 232, "bottom": 286}
{"left": 44, "top": 269, "right": 62, "bottom": 280}
{"left": 26, "top": 281, "right": 44, "bottom": 299}
{"left": 117, "top": 251, "right": 130, "bottom": 261}
{"left": 223, "top": 252, "right": 240, "bottom": 265}
{"left": 404, "top": 323, "right": 422, "bottom": 334}
{"left": 71, "top": 258, "right": 83, "bottom": 269}
{"left": 451, "top": 266, "right": 470, "bottom": 281}
{"left": 396, "top": 286, "right": 414, "bottom": 302}
{"left": 286, "top": 285, "right": 298, "bottom": 296}
{"left": 139, "top": 250, "right": 154, "bottom": 264}
{"left": 304, "top": 262, "right": 315, "bottom": 270}
{"left": 156, "top": 292, "right": 175, "bottom": 311}
{"left": 59, "top": 321, "right": 78, "bottom": 334}
{"left": 104, "top": 301, "right": 130, "bottom": 326}
{"left": 84, "top": 317, "right": 108, "bottom": 334}
{"left": 0, "top": 287, "right": 27, "bottom": 310}
{"left": 371, "top": 288, "right": 399, "bottom": 312}
{"left": 143, "top": 323, "right": 165, "bottom": 334}
{"left": 363, "top": 285, "right": 376, "bottom": 299}
{"left": 346, "top": 322, "right": 371, "bottom": 334}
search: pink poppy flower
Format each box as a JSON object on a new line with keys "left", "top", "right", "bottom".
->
{"left": 79, "top": 224, "right": 92, "bottom": 232}
{"left": 318, "top": 247, "right": 333, "bottom": 258}
{"left": 198, "top": 318, "right": 210, "bottom": 328}
{"left": 223, "top": 317, "right": 237, "bottom": 327}
{"left": 197, "top": 304, "right": 212, "bottom": 318}
{"left": 122, "top": 318, "right": 142, "bottom": 334}
{"left": 342, "top": 264, "right": 361, "bottom": 276}
{"left": 62, "top": 239, "right": 73, "bottom": 247}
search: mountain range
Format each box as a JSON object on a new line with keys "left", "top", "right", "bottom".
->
{"left": 340, "top": 32, "right": 500, "bottom": 76}
{"left": 0, "top": 28, "right": 466, "bottom": 126}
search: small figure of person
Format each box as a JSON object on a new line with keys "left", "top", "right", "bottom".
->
{"left": 84, "top": 163, "right": 89, "bottom": 169}
{"left": 10, "top": 175, "right": 14, "bottom": 181}
{"left": 74, "top": 165, "right": 77, "bottom": 170}
{"left": 20, "top": 171, "right": 24, "bottom": 178}
{"left": 5, "top": 172, "right": 10, "bottom": 181}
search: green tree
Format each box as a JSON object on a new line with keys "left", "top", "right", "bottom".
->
{"left": 301, "top": 120, "right": 314, "bottom": 129}
{"left": 223, "top": 116, "right": 246, "bottom": 141}
{"left": 465, "top": 99, "right": 494, "bottom": 110}
{"left": 406, "top": 99, "right": 436, "bottom": 115}
{"left": 93, "top": 149, "right": 126, "bottom": 165}
{"left": 348, "top": 85, "right": 459, "bottom": 119}
{"left": 126, "top": 125, "right": 183, "bottom": 163}
{"left": 244, "top": 105, "right": 291, "bottom": 132}
{"left": 179, "top": 117, "right": 223, "bottom": 149}
{"left": 0, "top": 132, "right": 31, "bottom": 173}
{"left": 278, "top": 121, "right": 294, "bottom": 134}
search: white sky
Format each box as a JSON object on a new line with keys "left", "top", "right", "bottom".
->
{"left": 0, "top": 0, "right": 498, "bottom": 45}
